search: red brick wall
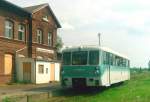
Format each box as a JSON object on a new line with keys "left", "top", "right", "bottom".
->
{"left": 0, "top": 38, "right": 27, "bottom": 55}
{"left": 0, "top": 75, "right": 11, "bottom": 84}
{"left": 0, "top": 6, "right": 59, "bottom": 83}
{"left": 0, "top": 52, "right": 4, "bottom": 74}
{"left": 0, "top": 15, "right": 5, "bottom": 37}
{"left": 31, "top": 43, "right": 55, "bottom": 60}
{"left": 31, "top": 6, "right": 57, "bottom": 60}
{"left": 32, "top": 7, "right": 57, "bottom": 46}
{"left": 0, "top": 38, "right": 28, "bottom": 83}
{"left": 0, "top": 9, "right": 29, "bottom": 40}
{"left": 0, "top": 9, "right": 28, "bottom": 83}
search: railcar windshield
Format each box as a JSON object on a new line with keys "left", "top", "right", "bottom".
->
{"left": 72, "top": 51, "right": 88, "bottom": 65}
{"left": 89, "top": 51, "right": 99, "bottom": 65}
{"left": 63, "top": 52, "right": 71, "bottom": 65}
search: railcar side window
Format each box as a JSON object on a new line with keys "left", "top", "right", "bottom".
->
{"left": 113, "top": 55, "right": 116, "bottom": 66}
{"left": 89, "top": 51, "right": 99, "bottom": 65}
{"left": 120, "top": 58, "right": 123, "bottom": 67}
{"left": 123, "top": 59, "right": 126, "bottom": 67}
{"left": 102, "top": 51, "right": 129, "bottom": 67}
{"left": 103, "top": 51, "right": 109, "bottom": 65}
{"left": 115, "top": 56, "right": 120, "bottom": 66}
{"left": 106, "top": 52, "right": 110, "bottom": 64}
{"left": 119, "top": 58, "right": 122, "bottom": 67}
{"left": 63, "top": 52, "right": 71, "bottom": 65}
{"left": 109, "top": 53, "right": 113, "bottom": 65}
{"left": 103, "top": 51, "right": 107, "bottom": 64}
{"left": 127, "top": 60, "right": 130, "bottom": 67}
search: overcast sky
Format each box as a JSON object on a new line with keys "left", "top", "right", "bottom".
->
{"left": 7, "top": 0, "right": 150, "bottom": 67}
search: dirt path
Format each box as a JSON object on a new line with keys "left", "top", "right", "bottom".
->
{"left": 0, "top": 83, "right": 61, "bottom": 98}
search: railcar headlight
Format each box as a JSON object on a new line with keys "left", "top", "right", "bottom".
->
{"left": 95, "top": 70, "right": 100, "bottom": 74}
{"left": 61, "top": 70, "right": 65, "bottom": 75}
{"left": 95, "top": 66, "right": 99, "bottom": 70}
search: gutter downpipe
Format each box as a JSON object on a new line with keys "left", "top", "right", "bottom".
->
{"left": 28, "top": 14, "right": 32, "bottom": 58}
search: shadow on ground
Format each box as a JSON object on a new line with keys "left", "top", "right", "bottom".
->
{"left": 24, "top": 83, "right": 61, "bottom": 92}
{"left": 24, "top": 86, "right": 52, "bottom": 92}
{"left": 52, "top": 82, "right": 124, "bottom": 97}
{"left": 24, "top": 82, "right": 124, "bottom": 97}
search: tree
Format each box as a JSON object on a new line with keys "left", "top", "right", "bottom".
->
{"left": 55, "top": 35, "right": 63, "bottom": 52}
{"left": 148, "top": 61, "right": 150, "bottom": 71}
{"left": 55, "top": 35, "right": 63, "bottom": 60}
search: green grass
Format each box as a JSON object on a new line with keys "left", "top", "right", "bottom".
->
{"left": 47, "top": 71, "right": 150, "bottom": 102}
{"left": 2, "top": 97, "right": 11, "bottom": 102}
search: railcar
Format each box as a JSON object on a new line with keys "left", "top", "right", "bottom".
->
{"left": 61, "top": 46, "right": 130, "bottom": 88}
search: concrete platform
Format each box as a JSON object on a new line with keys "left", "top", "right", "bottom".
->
{"left": 0, "top": 83, "right": 61, "bottom": 102}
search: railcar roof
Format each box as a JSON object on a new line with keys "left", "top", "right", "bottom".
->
{"left": 62, "top": 45, "right": 129, "bottom": 60}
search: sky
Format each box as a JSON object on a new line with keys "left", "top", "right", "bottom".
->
{"left": 7, "top": 0, "right": 150, "bottom": 67}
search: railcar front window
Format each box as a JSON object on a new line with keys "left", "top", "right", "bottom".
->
{"left": 72, "top": 51, "right": 88, "bottom": 65}
{"left": 63, "top": 52, "right": 71, "bottom": 65}
{"left": 89, "top": 51, "right": 99, "bottom": 65}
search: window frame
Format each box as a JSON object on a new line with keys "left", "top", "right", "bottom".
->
{"left": 46, "top": 68, "right": 48, "bottom": 74}
{"left": 62, "top": 52, "right": 71, "bottom": 65}
{"left": 72, "top": 51, "right": 88, "bottom": 65}
{"left": 37, "top": 29, "right": 43, "bottom": 44}
{"left": 5, "top": 20, "right": 14, "bottom": 39}
{"left": 103, "top": 51, "right": 107, "bottom": 65}
{"left": 48, "top": 32, "right": 52, "bottom": 46}
{"left": 38, "top": 64, "right": 44, "bottom": 74}
{"left": 109, "top": 53, "right": 113, "bottom": 65}
{"left": 89, "top": 50, "right": 99, "bottom": 65}
{"left": 18, "top": 24, "right": 25, "bottom": 41}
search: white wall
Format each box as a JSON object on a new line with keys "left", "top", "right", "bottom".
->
{"left": 36, "top": 61, "right": 51, "bottom": 84}
{"left": 55, "top": 63, "right": 60, "bottom": 81}
{"left": 16, "top": 58, "right": 61, "bottom": 84}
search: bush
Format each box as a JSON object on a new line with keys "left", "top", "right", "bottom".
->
{"left": 2, "top": 97, "right": 11, "bottom": 102}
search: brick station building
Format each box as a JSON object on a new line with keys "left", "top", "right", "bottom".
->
{"left": 0, "top": 0, "right": 61, "bottom": 83}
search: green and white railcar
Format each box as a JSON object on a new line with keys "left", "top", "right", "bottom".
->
{"left": 61, "top": 46, "right": 130, "bottom": 88}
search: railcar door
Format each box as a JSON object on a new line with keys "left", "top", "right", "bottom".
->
{"left": 106, "top": 65, "right": 111, "bottom": 86}
{"left": 106, "top": 52, "right": 111, "bottom": 86}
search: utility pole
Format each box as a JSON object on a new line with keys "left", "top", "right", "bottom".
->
{"left": 98, "top": 33, "right": 101, "bottom": 46}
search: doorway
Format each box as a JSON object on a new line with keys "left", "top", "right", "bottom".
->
{"left": 23, "top": 62, "right": 31, "bottom": 83}
{"left": 50, "top": 63, "right": 55, "bottom": 81}
{"left": 4, "top": 54, "right": 13, "bottom": 75}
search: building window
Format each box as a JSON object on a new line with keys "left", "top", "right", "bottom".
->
{"left": 5, "top": 20, "right": 13, "bottom": 39}
{"left": 38, "top": 65, "right": 44, "bottom": 74}
{"left": 43, "top": 15, "right": 49, "bottom": 22}
{"left": 18, "top": 24, "right": 25, "bottom": 41}
{"left": 46, "top": 68, "right": 48, "bottom": 74}
{"left": 37, "top": 29, "right": 43, "bottom": 44}
{"left": 48, "top": 32, "right": 51, "bottom": 46}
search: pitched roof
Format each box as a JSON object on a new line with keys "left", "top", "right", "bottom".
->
{"left": 24, "top": 3, "right": 61, "bottom": 28}
{"left": 0, "top": 0, "right": 30, "bottom": 17}
{"left": 24, "top": 3, "right": 48, "bottom": 13}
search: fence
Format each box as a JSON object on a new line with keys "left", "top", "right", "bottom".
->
{"left": 1, "top": 92, "right": 54, "bottom": 102}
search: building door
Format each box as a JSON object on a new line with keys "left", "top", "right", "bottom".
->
{"left": 4, "top": 54, "right": 13, "bottom": 75}
{"left": 23, "top": 62, "right": 31, "bottom": 83}
{"left": 50, "top": 63, "right": 55, "bottom": 81}
{"left": 55, "top": 63, "right": 60, "bottom": 81}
